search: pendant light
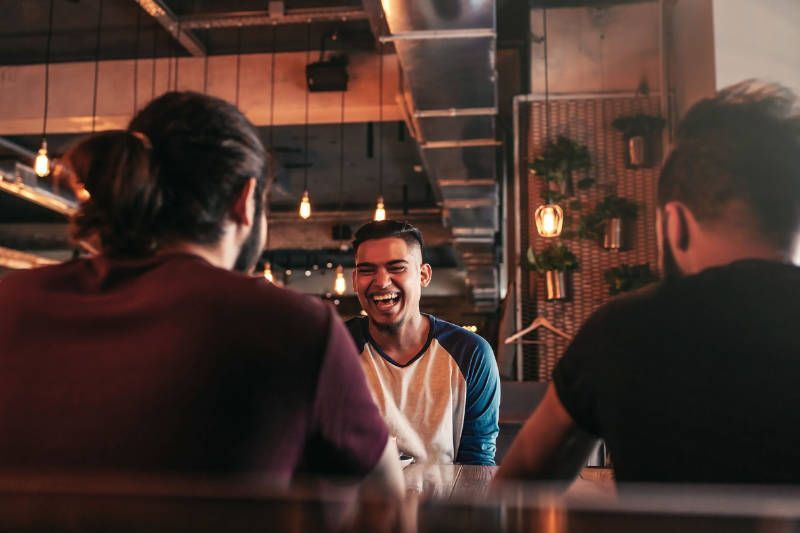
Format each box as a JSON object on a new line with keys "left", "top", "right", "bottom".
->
{"left": 333, "top": 63, "right": 347, "bottom": 295}
{"left": 34, "top": 0, "right": 56, "bottom": 177}
{"left": 263, "top": 26, "right": 277, "bottom": 284}
{"left": 534, "top": 8, "right": 563, "bottom": 238}
{"left": 263, "top": 261, "right": 274, "bottom": 283}
{"left": 333, "top": 265, "right": 346, "bottom": 295}
{"left": 90, "top": 0, "right": 104, "bottom": 133}
{"left": 373, "top": 43, "right": 386, "bottom": 221}
{"left": 298, "top": 22, "right": 312, "bottom": 219}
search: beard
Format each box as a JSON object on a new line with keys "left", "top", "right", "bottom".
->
{"left": 233, "top": 205, "right": 265, "bottom": 274}
{"left": 370, "top": 316, "right": 403, "bottom": 333}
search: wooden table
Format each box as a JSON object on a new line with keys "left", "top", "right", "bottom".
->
{"left": 403, "top": 464, "right": 498, "bottom": 500}
{"left": 402, "top": 464, "right": 614, "bottom": 501}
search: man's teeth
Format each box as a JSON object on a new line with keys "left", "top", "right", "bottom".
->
{"left": 373, "top": 293, "right": 399, "bottom": 302}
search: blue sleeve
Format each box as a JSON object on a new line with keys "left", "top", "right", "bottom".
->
{"left": 456, "top": 336, "right": 500, "bottom": 465}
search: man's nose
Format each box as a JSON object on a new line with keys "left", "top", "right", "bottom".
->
{"left": 375, "top": 268, "right": 392, "bottom": 287}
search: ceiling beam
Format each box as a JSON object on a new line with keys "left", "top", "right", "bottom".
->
{"left": 133, "top": 0, "right": 206, "bottom": 57}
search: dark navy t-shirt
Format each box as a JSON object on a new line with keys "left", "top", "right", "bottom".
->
{"left": 554, "top": 260, "right": 800, "bottom": 484}
{"left": 0, "top": 253, "right": 388, "bottom": 484}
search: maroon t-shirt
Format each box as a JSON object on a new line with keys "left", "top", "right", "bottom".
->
{"left": 0, "top": 253, "right": 388, "bottom": 484}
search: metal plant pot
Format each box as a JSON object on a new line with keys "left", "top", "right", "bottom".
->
{"left": 624, "top": 133, "right": 660, "bottom": 169}
{"left": 545, "top": 270, "right": 568, "bottom": 301}
{"left": 627, "top": 135, "right": 647, "bottom": 167}
{"left": 604, "top": 217, "right": 624, "bottom": 250}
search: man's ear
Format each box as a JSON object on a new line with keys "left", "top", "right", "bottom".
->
{"left": 663, "top": 201, "right": 691, "bottom": 252}
{"left": 230, "top": 177, "right": 257, "bottom": 226}
{"left": 420, "top": 263, "right": 432, "bottom": 288}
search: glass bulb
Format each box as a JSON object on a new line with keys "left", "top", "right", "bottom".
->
{"left": 333, "top": 265, "right": 346, "bottom": 295}
{"left": 299, "top": 190, "right": 311, "bottom": 219}
{"left": 374, "top": 196, "right": 386, "bottom": 222}
{"left": 34, "top": 140, "right": 50, "bottom": 177}
{"left": 535, "top": 203, "right": 564, "bottom": 238}
{"left": 263, "top": 262, "right": 274, "bottom": 283}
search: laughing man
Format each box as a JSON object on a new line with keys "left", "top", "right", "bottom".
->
{"left": 346, "top": 220, "right": 500, "bottom": 465}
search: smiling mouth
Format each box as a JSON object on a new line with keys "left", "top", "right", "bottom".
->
{"left": 370, "top": 291, "right": 401, "bottom": 310}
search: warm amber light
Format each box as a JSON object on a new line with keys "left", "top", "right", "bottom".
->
{"left": 263, "top": 262, "right": 274, "bottom": 283}
{"left": 333, "top": 265, "right": 346, "bottom": 295}
{"left": 535, "top": 203, "right": 564, "bottom": 237}
{"left": 34, "top": 140, "right": 50, "bottom": 177}
{"left": 373, "top": 196, "right": 386, "bottom": 221}
{"left": 298, "top": 190, "right": 311, "bottom": 219}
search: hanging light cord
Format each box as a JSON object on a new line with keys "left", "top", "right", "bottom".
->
{"left": 543, "top": 8, "right": 550, "bottom": 138}
{"left": 338, "top": 78, "right": 345, "bottom": 212}
{"left": 268, "top": 24, "right": 276, "bottom": 147}
{"left": 41, "top": 0, "right": 55, "bottom": 140}
{"left": 133, "top": 8, "right": 141, "bottom": 113}
{"left": 302, "top": 22, "right": 311, "bottom": 191}
{"left": 91, "top": 0, "right": 104, "bottom": 133}
{"left": 378, "top": 44, "right": 384, "bottom": 197}
{"left": 151, "top": 21, "right": 157, "bottom": 99}
{"left": 235, "top": 24, "right": 242, "bottom": 106}
{"left": 173, "top": 21, "right": 182, "bottom": 90}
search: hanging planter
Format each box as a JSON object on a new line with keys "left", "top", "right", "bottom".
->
{"left": 579, "top": 195, "right": 639, "bottom": 250}
{"left": 611, "top": 114, "right": 666, "bottom": 169}
{"left": 529, "top": 135, "right": 593, "bottom": 199}
{"left": 604, "top": 263, "right": 659, "bottom": 295}
{"left": 527, "top": 244, "right": 579, "bottom": 301}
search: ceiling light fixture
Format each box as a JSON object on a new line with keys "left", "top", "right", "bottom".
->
{"left": 534, "top": 8, "right": 563, "bottom": 238}
{"left": 34, "top": 0, "right": 56, "bottom": 178}
{"left": 373, "top": 43, "right": 386, "bottom": 221}
{"left": 333, "top": 265, "right": 346, "bottom": 295}
{"left": 298, "top": 21, "right": 312, "bottom": 220}
{"left": 90, "top": 0, "right": 104, "bottom": 133}
{"left": 263, "top": 261, "right": 274, "bottom": 283}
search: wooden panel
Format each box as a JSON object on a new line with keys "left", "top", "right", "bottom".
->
{"left": 520, "top": 95, "right": 661, "bottom": 380}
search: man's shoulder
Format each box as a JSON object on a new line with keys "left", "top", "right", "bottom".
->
{"left": 429, "top": 315, "right": 495, "bottom": 378}
{"left": 431, "top": 315, "right": 492, "bottom": 354}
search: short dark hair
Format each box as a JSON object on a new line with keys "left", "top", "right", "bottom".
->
{"left": 352, "top": 220, "right": 425, "bottom": 256}
{"left": 658, "top": 80, "right": 800, "bottom": 249}
{"left": 66, "top": 91, "right": 269, "bottom": 256}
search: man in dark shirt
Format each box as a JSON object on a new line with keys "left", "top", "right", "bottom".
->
{"left": 498, "top": 80, "right": 800, "bottom": 484}
{"left": 0, "top": 92, "right": 403, "bottom": 493}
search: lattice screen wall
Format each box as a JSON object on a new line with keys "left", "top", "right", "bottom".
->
{"left": 520, "top": 96, "right": 661, "bottom": 380}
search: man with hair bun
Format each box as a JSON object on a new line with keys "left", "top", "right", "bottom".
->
{"left": 0, "top": 92, "right": 402, "bottom": 494}
{"left": 498, "top": 80, "right": 800, "bottom": 485}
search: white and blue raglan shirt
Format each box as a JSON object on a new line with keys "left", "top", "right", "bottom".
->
{"left": 346, "top": 315, "right": 500, "bottom": 465}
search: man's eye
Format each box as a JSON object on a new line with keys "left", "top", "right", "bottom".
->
{"left": 388, "top": 266, "right": 406, "bottom": 273}
{"left": 357, "top": 268, "right": 375, "bottom": 274}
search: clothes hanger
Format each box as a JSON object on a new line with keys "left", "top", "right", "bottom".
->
{"left": 504, "top": 316, "right": 571, "bottom": 344}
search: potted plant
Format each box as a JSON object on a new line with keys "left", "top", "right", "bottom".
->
{"left": 604, "top": 263, "right": 658, "bottom": 295}
{"left": 527, "top": 243, "right": 579, "bottom": 301}
{"left": 611, "top": 113, "right": 665, "bottom": 169}
{"left": 529, "top": 135, "right": 593, "bottom": 198}
{"left": 578, "top": 195, "right": 638, "bottom": 250}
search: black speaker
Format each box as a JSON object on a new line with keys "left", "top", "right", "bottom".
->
{"left": 306, "top": 56, "right": 348, "bottom": 92}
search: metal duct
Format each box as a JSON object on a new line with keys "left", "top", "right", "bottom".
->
{"left": 365, "top": 0, "right": 500, "bottom": 308}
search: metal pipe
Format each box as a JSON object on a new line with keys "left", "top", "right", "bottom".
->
{"left": 379, "top": 28, "right": 495, "bottom": 42}
{"left": 420, "top": 139, "right": 501, "bottom": 150}
{"left": 413, "top": 107, "right": 497, "bottom": 118}
{"left": 179, "top": 7, "right": 368, "bottom": 29}
{"left": 133, "top": 0, "right": 206, "bottom": 57}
